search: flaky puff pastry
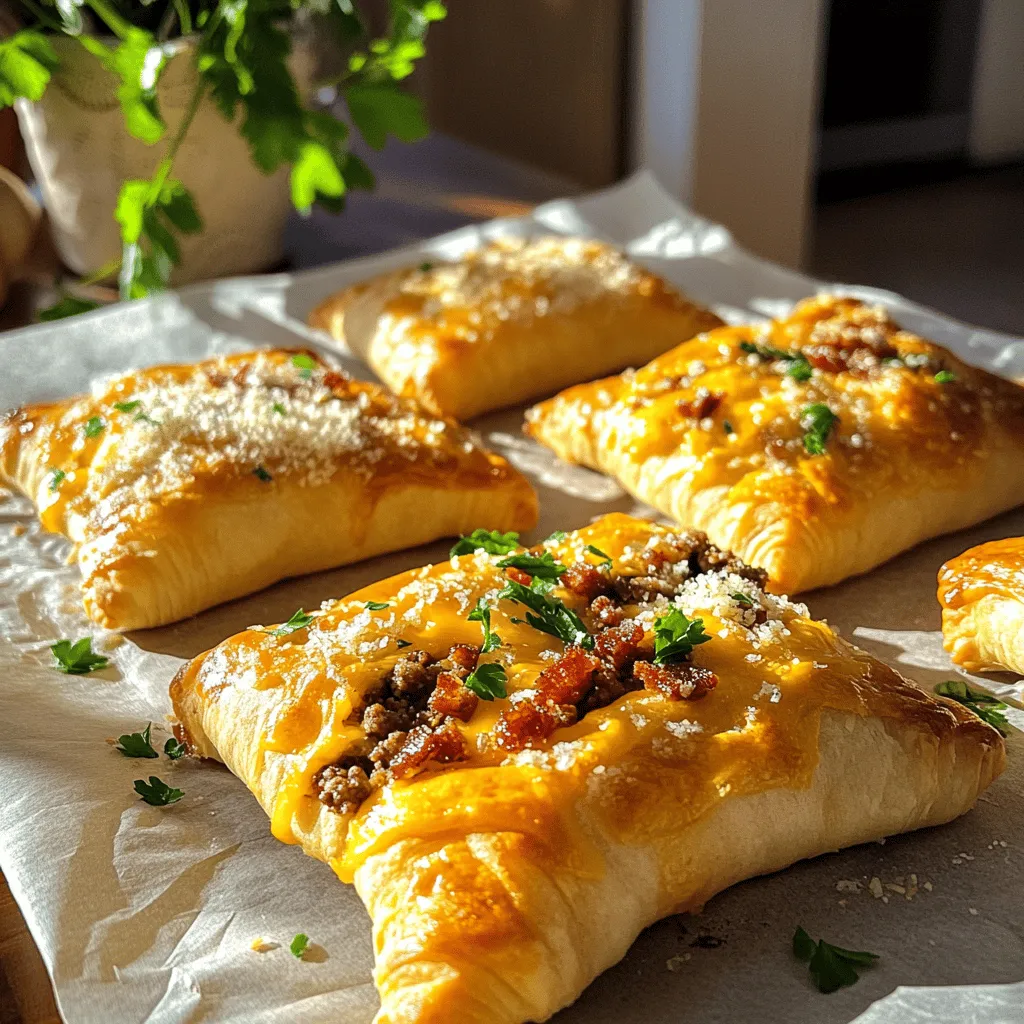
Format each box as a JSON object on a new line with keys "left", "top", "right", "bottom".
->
{"left": 0, "top": 350, "right": 537, "bottom": 630}
{"left": 527, "top": 296, "right": 1024, "bottom": 594}
{"left": 939, "top": 538, "right": 1024, "bottom": 675}
{"left": 171, "top": 513, "right": 1003, "bottom": 1024}
{"left": 308, "top": 236, "right": 724, "bottom": 420}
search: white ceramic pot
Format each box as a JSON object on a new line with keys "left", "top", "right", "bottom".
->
{"left": 16, "top": 34, "right": 316, "bottom": 284}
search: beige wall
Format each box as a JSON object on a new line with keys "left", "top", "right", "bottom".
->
{"left": 970, "top": 0, "right": 1024, "bottom": 164}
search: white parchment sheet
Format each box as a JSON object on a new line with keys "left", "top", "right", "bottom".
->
{"left": 1, "top": 173, "right": 1023, "bottom": 1024}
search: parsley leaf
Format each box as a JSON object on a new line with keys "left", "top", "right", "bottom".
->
{"left": 365, "top": 601, "right": 390, "bottom": 611}
{"left": 113, "top": 400, "right": 141, "bottom": 413}
{"left": 464, "top": 662, "right": 507, "bottom": 700}
{"left": 84, "top": 416, "right": 105, "bottom": 439}
{"left": 164, "top": 737, "right": 187, "bottom": 760}
{"left": 418, "top": 261, "right": 433, "bottom": 271}
{"left": 468, "top": 598, "right": 502, "bottom": 653}
{"left": 652, "top": 608, "right": 712, "bottom": 665}
{"left": 498, "top": 578, "right": 593, "bottom": 649}
{"left": 730, "top": 591, "right": 754, "bottom": 608}
{"left": 116, "top": 723, "right": 159, "bottom": 758}
{"left": 290, "top": 933, "right": 310, "bottom": 959}
{"left": 51, "top": 637, "right": 109, "bottom": 675}
{"left": 496, "top": 551, "right": 567, "bottom": 580}
{"left": 800, "top": 403, "right": 838, "bottom": 455}
{"left": 48, "top": 468, "right": 66, "bottom": 492}
{"left": 291, "top": 353, "right": 317, "bottom": 378}
{"left": 38, "top": 296, "right": 102, "bottom": 322}
{"left": 395, "top": 638, "right": 412, "bottom": 649}
{"left": 793, "top": 926, "right": 879, "bottom": 993}
{"left": 545, "top": 529, "right": 567, "bottom": 542}
{"left": 262, "top": 609, "right": 316, "bottom": 637}
{"left": 344, "top": 81, "right": 429, "bottom": 149}
{"left": 134, "top": 775, "right": 183, "bottom": 806}
{"left": 934, "top": 370, "right": 957, "bottom": 384}
{"left": 723, "top": 421, "right": 734, "bottom": 435}
{"left": 272, "top": 402, "right": 287, "bottom": 415}
{"left": 450, "top": 529, "right": 520, "bottom": 557}
{"left": 252, "top": 465, "right": 273, "bottom": 482}
{"left": 785, "top": 356, "right": 813, "bottom": 382}
{"left": 585, "top": 544, "right": 612, "bottom": 568}
{"left": 0, "top": 31, "right": 59, "bottom": 108}
{"left": 741, "top": 340, "right": 813, "bottom": 381}
{"left": 935, "top": 680, "right": 1009, "bottom": 736}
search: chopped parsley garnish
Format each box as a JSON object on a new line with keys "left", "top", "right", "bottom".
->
{"left": 272, "top": 402, "right": 287, "bottom": 415}
{"left": 84, "top": 416, "right": 105, "bottom": 438}
{"left": 464, "top": 662, "right": 507, "bottom": 700}
{"left": 585, "top": 544, "right": 612, "bottom": 568}
{"left": 545, "top": 529, "right": 568, "bottom": 542}
{"left": 48, "top": 468, "right": 66, "bottom": 492}
{"left": 935, "top": 680, "right": 1009, "bottom": 736}
{"left": 800, "top": 403, "right": 838, "bottom": 455}
{"left": 652, "top": 608, "right": 712, "bottom": 665}
{"left": 793, "top": 926, "right": 879, "bottom": 993}
{"left": 723, "top": 421, "right": 734, "bottom": 435}
{"left": 468, "top": 598, "right": 502, "bottom": 653}
{"left": 496, "top": 551, "right": 567, "bottom": 580}
{"left": 290, "top": 933, "right": 310, "bottom": 958}
{"left": 418, "top": 261, "right": 434, "bottom": 272}
{"left": 113, "top": 400, "right": 141, "bottom": 413}
{"left": 365, "top": 601, "right": 390, "bottom": 611}
{"left": 785, "top": 356, "right": 813, "bottom": 382}
{"left": 134, "top": 411, "right": 160, "bottom": 425}
{"left": 134, "top": 776, "right": 183, "bottom": 806}
{"left": 730, "top": 591, "right": 754, "bottom": 608}
{"left": 395, "top": 638, "right": 412, "bottom": 649}
{"left": 116, "top": 723, "right": 159, "bottom": 758}
{"left": 291, "top": 353, "right": 317, "bottom": 379}
{"left": 262, "top": 609, "right": 316, "bottom": 637}
{"left": 498, "top": 577, "right": 593, "bottom": 649}
{"left": 51, "top": 637, "right": 109, "bottom": 675}
{"left": 252, "top": 465, "right": 273, "bottom": 482}
{"left": 164, "top": 737, "right": 187, "bottom": 760}
{"left": 934, "top": 370, "right": 957, "bottom": 384}
{"left": 450, "top": 528, "right": 521, "bottom": 557}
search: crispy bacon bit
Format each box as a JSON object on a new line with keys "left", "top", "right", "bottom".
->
{"left": 322, "top": 370, "right": 349, "bottom": 391}
{"left": 561, "top": 563, "right": 612, "bottom": 602}
{"left": 494, "top": 699, "right": 576, "bottom": 752}
{"left": 446, "top": 644, "right": 481, "bottom": 673}
{"left": 633, "top": 661, "right": 718, "bottom": 700}
{"left": 536, "top": 646, "right": 601, "bottom": 705}
{"left": 677, "top": 388, "right": 722, "bottom": 420}
{"left": 593, "top": 621, "right": 645, "bottom": 668}
{"left": 387, "top": 720, "right": 469, "bottom": 779}
{"left": 691, "top": 544, "right": 770, "bottom": 587}
{"left": 804, "top": 346, "right": 850, "bottom": 374}
{"left": 505, "top": 566, "right": 533, "bottom": 586}
{"left": 428, "top": 671, "right": 479, "bottom": 722}
{"left": 590, "top": 594, "right": 625, "bottom": 627}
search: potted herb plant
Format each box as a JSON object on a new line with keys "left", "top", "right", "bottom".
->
{"left": 0, "top": 0, "right": 445, "bottom": 318}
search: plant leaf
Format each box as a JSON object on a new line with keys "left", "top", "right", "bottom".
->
{"left": 0, "top": 32, "right": 59, "bottom": 108}
{"left": 344, "top": 82, "right": 428, "bottom": 149}
{"left": 38, "top": 296, "right": 102, "bottom": 322}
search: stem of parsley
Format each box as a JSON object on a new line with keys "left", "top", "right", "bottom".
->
{"left": 15, "top": 0, "right": 64, "bottom": 33}
{"left": 85, "top": 0, "right": 133, "bottom": 39}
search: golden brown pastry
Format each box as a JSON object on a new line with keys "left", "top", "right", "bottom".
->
{"left": 939, "top": 538, "right": 1024, "bottom": 675}
{"left": 527, "top": 296, "right": 1024, "bottom": 594}
{"left": 0, "top": 349, "right": 538, "bottom": 630}
{"left": 171, "top": 513, "right": 1003, "bottom": 1024}
{"left": 308, "top": 236, "right": 724, "bottom": 420}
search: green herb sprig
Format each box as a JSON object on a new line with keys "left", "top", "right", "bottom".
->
{"left": 584, "top": 544, "right": 612, "bottom": 568}
{"left": 290, "top": 932, "right": 310, "bottom": 959}
{"left": 164, "top": 737, "right": 187, "bottom": 759}
{"left": 50, "top": 637, "right": 109, "bottom": 674}
{"left": 800, "top": 403, "right": 838, "bottom": 455}
{"left": 261, "top": 608, "right": 315, "bottom": 637}
{"left": 468, "top": 598, "right": 501, "bottom": 653}
{"left": 365, "top": 601, "right": 390, "bottom": 611}
{"left": 652, "top": 608, "right": 712, "bottom": 665}
{"left": 464, "top": 662, "right": 507, "bottom": 700}
{"left": 134, "top": 775, "right": 183, "bottom": 806}
{"left": 793, "top": 926, "right": 879, "bottom": 993}
{"left": 6, "top": 2, "right": 447, "bottom": 320}
{"left": 496, "top": 551, "right": 566, "bottom": 580}
{"left": 498, "top": 577, "right": 593, "bottom": 650}
{"left": 450, "top": 529, "right": 521, "bottom": 558}
{"left": 116, "top": 723, "right": 159, "bottom": 758}
{"left": 935, "top": 680, "right": 1010, "bottom": 736}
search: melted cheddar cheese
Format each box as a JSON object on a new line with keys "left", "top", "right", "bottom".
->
{"left": 172, "top": 513, "right": 969, "bottom": 885}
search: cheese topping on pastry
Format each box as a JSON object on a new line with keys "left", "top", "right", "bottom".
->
{"left": 0, "top": 350, "right": 537, "bottom": 630}
{"left": 309, "top": 235, "right": 724, "bottom": 420}
{"left": 939, "top": 537, "right": 1024, "bottom": 675}
{"left": 527, "top": 296, "right": 1024, "bottom": 593}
